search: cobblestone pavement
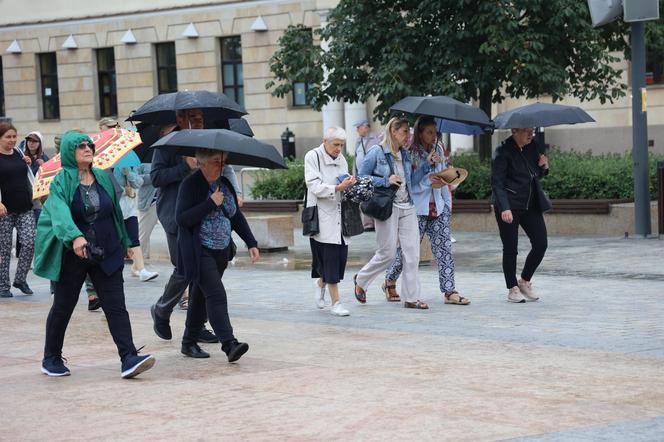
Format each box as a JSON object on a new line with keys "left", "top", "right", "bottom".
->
{"left": 0, "top": 227, "right": 662, "bottom": 441}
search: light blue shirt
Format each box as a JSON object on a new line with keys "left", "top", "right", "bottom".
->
{"left": 409, "top": 144, "right": 452, "bottom": 217}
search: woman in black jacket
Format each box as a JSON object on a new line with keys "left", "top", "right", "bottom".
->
{"left": 175, "top": 148, "right": 259, "bottom": 362}
{"left": 491, "top": 128, "right": 550, "bottom": 303}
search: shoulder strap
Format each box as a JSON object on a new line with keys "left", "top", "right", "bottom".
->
{"left": 304, "top": 150, "right": 322, "bottom": 205}
{"left": 384, "top": 150, "right": 395, "bottom": 176}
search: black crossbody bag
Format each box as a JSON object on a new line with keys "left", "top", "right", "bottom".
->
{"left": 360, "top": 151, "right": 399, "bottom": 221}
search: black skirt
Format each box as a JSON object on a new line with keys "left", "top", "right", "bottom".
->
{"left": 310, "top": 238, "right": 348, "bottom": 284}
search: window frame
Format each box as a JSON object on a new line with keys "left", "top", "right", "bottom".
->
{"left": 291, "top": 81, "right": 315, "bottom": 107}
{"left": 220, "top": 36, "right": 244, "bottom": 107}
{"left": 38, "top": 52, "right": 60, "bottom": 121}
{"left": 96, "top": 47, "right": 118, "bottom": 118}
{"left": 0, "top": 56, "right": 4, "bottom": 117}
{"left": 155, "top": 42, "right": 178, "bottom": 94}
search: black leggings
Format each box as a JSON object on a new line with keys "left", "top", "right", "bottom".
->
{"left": 495, "top": 208, "right": 548, "bottom": 289}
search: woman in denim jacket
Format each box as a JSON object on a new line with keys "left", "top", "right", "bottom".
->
{"left": 354, "top": 117, "right": 428, "bottom": 310}
{"left": 384, "top": 117, "right": 470, "bottom": 306}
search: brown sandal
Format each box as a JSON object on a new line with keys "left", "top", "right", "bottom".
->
{"left": 353, "top": 274, "right": 366, "bottom": 304}
{"left": 404, "top": 300, "right": 429, "bottom": 310}
{"left": 444, "top": 291, "right": 470, "bottom": 305}
{"left": 382, "top": 281, "right": 401, "bottom": 302}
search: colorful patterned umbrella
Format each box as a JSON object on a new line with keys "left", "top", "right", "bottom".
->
{"left": 32, "top": 128, "right": 142, "bottom": 199}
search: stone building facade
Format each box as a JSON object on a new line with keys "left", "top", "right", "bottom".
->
{"left": 1, "top": 0, "right": 663, "bottom": 156}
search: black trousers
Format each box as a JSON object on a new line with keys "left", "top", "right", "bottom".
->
{"left": 153, "top": 230, "right": 190, "bottom": 319}
{"left": 44, "top": 250, "right": 136, "bottom": 361}
{"left": 182, "top": 246, "right": 234, "bottom": 346}
{"left": 494, "top": 207, "right": 548, "bottom": 289}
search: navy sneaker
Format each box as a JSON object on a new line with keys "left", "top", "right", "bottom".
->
{"left": 121, "top": 353, "right": 156, "bottom": 379}
{"left": 41, "top": 356, "right": 71, "bottom": 377}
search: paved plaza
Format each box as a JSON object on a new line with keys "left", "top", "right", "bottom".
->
{"left": 0, "top": 226, "right": 663, "bottom": 441}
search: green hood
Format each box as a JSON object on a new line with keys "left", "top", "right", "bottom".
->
{"left": 33, "top": 131, "right": 130, "bottom": 281}
{"left": 60, "top": 131, "right": 91, "bottom": 169}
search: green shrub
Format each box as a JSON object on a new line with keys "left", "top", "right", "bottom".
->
{"left": 250, "top": 149, "right": 664, "bottom": 200}
{"left": 250, "top": 159, "right": 307, "bottom": 200}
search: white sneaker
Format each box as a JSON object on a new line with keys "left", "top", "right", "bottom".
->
{"left": 507, "top": 286, "right": 526, "bottom": 303}
{"left": 451, "top": 237, "right": 457, "bottom": 243}
{"left": 314, "top": 280, "right": 325, "bottom": 309}
{"left": 330, "top": 302, "right": 350, "bottom": 316}
{"left": 131, "top": 268, "right": 140, "bottom": 277}
{"left": 518, "top": 279, "right": 540, "bottom": 301}
{"left": 139, "top": 269, "right": 159, "bottom": 282}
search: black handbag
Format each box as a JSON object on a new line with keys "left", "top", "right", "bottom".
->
{"left": 341, "top": 199, "right": 364, "bottom": 237}
{"left": 302, "top": 152, "right": 321, "bottom": 236}
{"left": 360, "top": 152, "right": 399, "bottom": 221}
{"left": 534, "top": 178, "right": 553, "bottom": 213}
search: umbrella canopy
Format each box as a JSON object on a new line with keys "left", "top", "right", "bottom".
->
{"left": 436, "top": 118, "right": 486, "bottom": 136}
{"left": 33, "top": 128, "right": 142, "bottom": 199}
{"left": 151, "top": 129, "right": 287, "bottom": 170}
{"left": 493, "top": 102, "right": 595, "bottom": 129}
{"left": 127, "top": 90, "right": 247, "bottom": 125}
{"left": 391, "top": 96, "right": 492, "bottom": 128}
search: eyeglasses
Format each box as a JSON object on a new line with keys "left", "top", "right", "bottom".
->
{"left": 76, "top": 142, "right": 95, "bottom": 151}
{"left": 76, "top": 142, "right": 96, "bottom": 155}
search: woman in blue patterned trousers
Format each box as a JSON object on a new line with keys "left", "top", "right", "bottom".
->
{"left": 384, "top": 117, "right": 470, "bottom": 305}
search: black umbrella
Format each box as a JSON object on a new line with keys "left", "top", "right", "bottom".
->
{"left": 390, "top": 96, "right": 493, "bottom": 128}
{"left": 151, "top": 129, "right": 287, "bottom": 170}
{"left": 127, "top": 90, "right": 247, "bottom": 125}
{"left": 211, "top": 118, "right": 255, "bottom": 137}
{"left": 494, "top": 102, "right": 595, "bottom": 129}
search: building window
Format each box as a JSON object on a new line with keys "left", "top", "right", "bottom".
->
{"left": 292, "top": 82, "right": 314, "bottom": 107}
{"left": 0, "top": 56, "right": 4, "bottom": 117}
{"left": 220, "top": 36, "right": 244, "bottom": 107}
{"left": 646, "top": 49, "right": 664, "bottom": 85}
{"left": 155, "top": 42, "right": 177, "bottom": 94}
{"left": 96, "top": 48, "right": 117, "bottom": 117}
{"left": 38, "top": 52, "right": 60, "bottom": 120}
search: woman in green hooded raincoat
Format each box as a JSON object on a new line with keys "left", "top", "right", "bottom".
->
{"left": 34, "top": 131, "right": 156, "bottom": 379}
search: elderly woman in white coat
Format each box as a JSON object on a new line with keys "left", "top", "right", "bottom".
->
{"left": 304, "top": 127, "right": 357, "bottom": 317}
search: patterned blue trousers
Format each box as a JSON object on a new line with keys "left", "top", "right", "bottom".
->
{"left": 386, "top": 206, "right": 455, "bottom": 294}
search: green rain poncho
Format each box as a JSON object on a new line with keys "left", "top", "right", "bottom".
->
{"left": 33, "top": 131, "right": 130, "bottom": 281}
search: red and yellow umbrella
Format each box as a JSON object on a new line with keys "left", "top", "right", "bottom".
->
{"left": 32, "top": 128, "right": 142, "bottom": 199}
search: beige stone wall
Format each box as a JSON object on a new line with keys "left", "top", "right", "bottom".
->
{"left": 0, "top": 0, "right": 336, "bottom": 152}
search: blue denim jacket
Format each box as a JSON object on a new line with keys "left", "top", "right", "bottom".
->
{"left": 409, "top": 145, "right": 452, "bottom": 217}
{"left": 358, "top": 144, "right": 416, "bottom": 202}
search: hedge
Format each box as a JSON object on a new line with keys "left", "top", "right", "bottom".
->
{"left": 251, "top": 150, "right": 664, "bottom": 200}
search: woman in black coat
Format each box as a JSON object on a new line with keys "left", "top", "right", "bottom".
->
{"left": 175, "top": 148, "right": 259, "bottom": 362}
{"left": 491, "top": 128, "right": 550, "bottom": 304}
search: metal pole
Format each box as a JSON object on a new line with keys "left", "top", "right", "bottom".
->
{"left": 631, "top": 21, "right": 652, "bottom": 237}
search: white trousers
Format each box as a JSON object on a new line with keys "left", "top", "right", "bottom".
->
{"left": 356, "top": 205, "right": 421, "bottom": 302}
{"left": 138, "top": 204, "right": 158, "bottom": 260}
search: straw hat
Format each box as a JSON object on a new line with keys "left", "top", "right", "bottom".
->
{"left": 432, "top": 167, "right": 468, "bottom": 188}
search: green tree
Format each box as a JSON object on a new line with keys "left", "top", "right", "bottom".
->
{"left": 267, "top": 0, "right": 629, "bottom": 160}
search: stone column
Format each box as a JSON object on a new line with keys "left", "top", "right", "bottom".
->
{"left": 344, "top": 101, "right": 367, "bottom": 156}
{"left": 317, "top": 9, "right": 344, "bottom": 132}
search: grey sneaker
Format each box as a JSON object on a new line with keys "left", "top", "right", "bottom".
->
{"left": 507, "top": 286, "right": 526, "bottom": 303}
{"left": 518, "top": 279, "right": 540, "bottom": 302}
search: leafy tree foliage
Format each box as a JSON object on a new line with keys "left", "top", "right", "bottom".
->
{"left": 267, "top": 0, "right": 631, "bottom": 159}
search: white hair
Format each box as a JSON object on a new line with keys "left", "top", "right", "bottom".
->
{"left": 323, "top": 126, "right": 346, "bottom": 141}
